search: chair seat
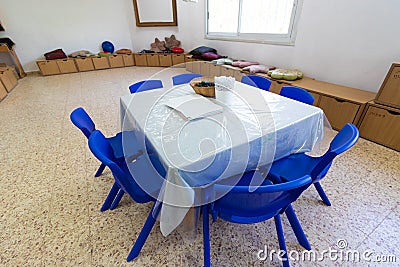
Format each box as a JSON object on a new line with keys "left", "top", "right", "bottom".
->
{"left": 268, "top": 153, "right": 331, "bottom": 183}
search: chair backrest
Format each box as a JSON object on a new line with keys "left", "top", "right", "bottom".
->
{"left": 212, "top": 175, "right": 312, "bottom": 224}
{"left": 280, "top": 86, "right": 315, "bottom": 105}
{"left": 129, "top": 80, "right": 163, "bottom": 94}
{"left": 172, "top": 73, "right": 203, "bottom": 85}
{"left": 311, "top": 123, "right": 359, "bottom": 182}
{"left": 88, "top": 130, "right": 153, "bottom": 203}
{"left": 241, "top": 75, "right": 272, "bottom": 91}
{"left": 70, "top": 107, "right": 96, "bottom": 139}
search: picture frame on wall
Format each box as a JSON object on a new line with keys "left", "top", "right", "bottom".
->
{"left": 132, "top": 0, "right": 177, "bottom": 27}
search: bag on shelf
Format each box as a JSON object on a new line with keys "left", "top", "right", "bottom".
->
{"left": 44, "top": 49, "right": 67, "bottom": 60}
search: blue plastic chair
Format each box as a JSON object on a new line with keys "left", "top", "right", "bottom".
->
{"left": 89, "top": 130, "right": 167, "bottom": 261}
{"left": 280, "top": 86, "right": 315, "bottom": 105}
{"left": 241, "top": 75, "right": 272, "bottom": 91}
{"left": 129, "top": 80, "right": 163, "bottom": 94}
{"left": 70, "top": 107, "right": 137, "bottom": 177}
{"left": 267, "top": 123, "right": 360, "bottom": 206}
{"left": 203, "top": 171, "right": 313, "bottom": 267}
{"left": 172, "top": 73, "right": 203, "bottom": 85}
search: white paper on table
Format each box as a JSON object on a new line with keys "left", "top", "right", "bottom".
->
{"left": 164, "top": 94, "right": 223, "bottom": 120}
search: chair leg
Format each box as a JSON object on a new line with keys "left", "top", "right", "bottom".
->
{"left": 100, "top": 183, "right": 120, "bottom": 212}
{"left": 285, "top": 204, "right": 311, "bottom": 250}
{"left": 274, "top": 214, "right": 290, "bottom": 267}
{"left": 127, "top": 202, "right": 161, "bottom": 262}
{"left": 95, "top": 163, "right": 106, "bottom": 177}
{"left": 314, "top": 182, "right": 331, "bottom": 206}
{"left": 202, "top": 205, "right": 211, "bottom": 267}
{"left": 110, "top": 190, "right": 124, "bottom": 210}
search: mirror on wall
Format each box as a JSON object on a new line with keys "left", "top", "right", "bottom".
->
{"left": 133, "top": 0, "right": 177, "bottom": 27}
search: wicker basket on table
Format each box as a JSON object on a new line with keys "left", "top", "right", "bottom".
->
{"left": 189, "top": 77, "right": 215, "bottom": 97}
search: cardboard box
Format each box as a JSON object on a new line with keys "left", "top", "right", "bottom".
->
{"left": 0, "top": 67, "right": 18, "bottom": 92}
{"left": 159, "top": 54, "right": 172, "bottom": 67}
{"left": 56, "top": 58, "right": 78, "bottom": 74}
{"left": 172, "top": 54, "right": 185, "bottom": 66}
{"left": 134, "top": 53, "right": 147, "bottom": 66}
{"left": 92, "top": 56, "right": 110, "bottom": 70}
{"left": 146, "top": 54, "right": 160, "bottom": 67}
{"left": 75, "top": 57, "right": 95, "bottom": 72}
{"left": 109, "top": 54, "right": 124, "bottom": 68}
{"left": 37, "top": 60, "right": 61, "bottom": 76}
{"left": 0, "top": 80, "right": 7, "bottom": 101}
{"left": 375, "top": 62, "right": 400, "bottom": 109}
{"left": 358, "top": 101, "right": 400, "bottom": 151}
{"left": 123, "top": 54, "right": 135, "bottom": 66}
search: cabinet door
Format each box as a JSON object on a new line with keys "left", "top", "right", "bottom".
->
{"left": 37, "top": 60, "right": 60, "bottom": 76}
{"left": 57, "top": 59, "right": 78, "bottom": 73}
{"left": 359, "top": 105, "right": 400, "bottom": 151}
{"left": 146, "top": 54, "right": 160, "bottom": 66}
{"left": 159, "top": 54, "right": 172, "bottom": 67}
{"left": 319, "top": 95, "right": 360, "bottom": 130}
{"left": 200, "top": 62, "right": 210, "bottom": 76}
{"left": 309, "top": 91, "right": 321, "bottom": 106}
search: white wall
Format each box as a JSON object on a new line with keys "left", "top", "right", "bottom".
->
{"left": 1, "top": 0, "right": 399, "bottom": 92}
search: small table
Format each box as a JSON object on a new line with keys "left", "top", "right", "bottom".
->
{"left": 120, "top": 81, "right": 325, "bottom": 236}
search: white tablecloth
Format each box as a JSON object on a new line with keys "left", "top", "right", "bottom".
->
{"left": 120, "top": 81, "right": 325, "bottom": 236}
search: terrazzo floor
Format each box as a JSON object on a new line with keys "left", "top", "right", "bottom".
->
{"left": 0, "top": 66, "right": 399, "bottom": 267}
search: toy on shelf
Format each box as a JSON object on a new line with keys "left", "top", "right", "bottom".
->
{"left": 150, "top": 38, "right": 167, "bottom": 53}
{"left": 165, "top": 34, "right": 181, "bottom": 49}
{"left": 267, "top": 69, "right": 304, "bottom": 81}
{"left": 102, "top": 41, "right": 115, "bottom": 53}
{"left": 242, "top": 64, "right": 276, "bottom": 74}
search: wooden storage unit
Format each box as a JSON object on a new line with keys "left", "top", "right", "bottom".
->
{"left": 220, "top": 65, "right": 234, "bottom": 77}
{"left": 172, "top": 54, "right": 185, "bottom": 66}
{"left": 122, "top": 54, "right": 135, "bottom": 66}
{"left": 146, "top": 54, "right": 160, "bottom": 67}
{"left": 37, "top": 60, "right": 61, "bottom": 76}
{"left": 134, "top": 53, "right": 147, "bottom": 66}
{"left": 358, "top": 102, "right": 400, "bottom": 151}
{"left": 0, "top": 80, "right": 7, "bottom": 100}
{"left": 191, "top": 61, "right": 201, "bottom": 74}
{"left": 375, "top": 62, "right": 400, "bottom": 108}
{"left": 108, "top": 54, "right": 124, "bottom": 68}
{"left": 75, "top": 57, "right": 95, "bottom": 72}
{"left": 159, "top": 54, "right": 172, "bottom": 67}
{"left": 200, "top": 61, "right": 210, "bottom": 76}
{"left": 289, "top": 77, "right": 376, "bottom": 130}
{"left": 92, "top": 56, "right": 110, "bottom": 70}
{"left": 0, "top": 67, "right": 18, "bottom": 92}
{"left": 56, "top": 58, "right": 78, "bottom": 74}
{"left": 209, "top": 64, "right": 221, "bottom": 77}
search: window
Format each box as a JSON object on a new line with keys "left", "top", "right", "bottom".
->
{"left": 206, "top": 0, "right": 303, "bottom": 45}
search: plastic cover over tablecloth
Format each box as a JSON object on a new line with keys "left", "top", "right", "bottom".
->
{"left": 120, "top": 81, "right": 325, "bottom": 236}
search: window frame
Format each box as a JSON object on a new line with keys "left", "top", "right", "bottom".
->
{"left": 205, "top": 0, "right": 303, "bottom": 45}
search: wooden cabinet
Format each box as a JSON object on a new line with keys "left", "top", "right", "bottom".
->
{"left": 159, "top": 54, "right": 172, "bottom": 67}
{"left": 37, "top": 60, "right": 61, "bottom": 76}
{"left": 75, "top": 57, "right": 95, "bottom": 72}
{"left": 134, "top": 54, "right": 147, "bottom": 66}
{"left": 289, "top": 77, "right": 376, "bottom": 130}
{"left": 122, "top": 54, "right": 135, "bottom": 66}
{"left": 56, "top": 58, "right": 78, "bottom": 73}
{"left": 146, "top": 54, "right": 160, "bottom": 67}
{"left": 375, "top": 63, "right": 400, "bottom": 108}
{"left": 358, "top": 102, "right": 400, "bottom": 151}
{"left": 108, "top": 54, "right": 124, "bottom": 68}
{"left": 200, "top": 61, "right": 210, "bottom": 76}
{"left": 172, "top": 54, "right": 185, "bottom": 66}
{"left": 319, "top": 96, "right": 360, "bottom": 129}
{"left": 0, "top": 80, "right": 7, "bottom": 101}
{"left": 92, "top": 56, "right": 110, "bottom": 70}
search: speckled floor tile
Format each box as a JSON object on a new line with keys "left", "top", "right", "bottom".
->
{"left": 0, "top": 67, "right": 399, "bottom": 267}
